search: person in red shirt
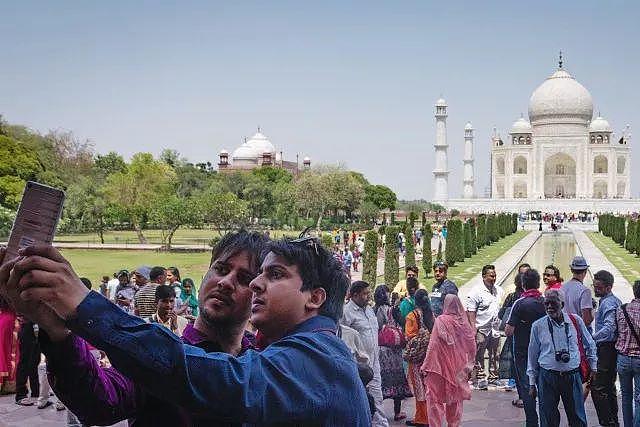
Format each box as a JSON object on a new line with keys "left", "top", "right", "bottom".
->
{"left": 543, "top": 265, "right": 562, "bottom": 291}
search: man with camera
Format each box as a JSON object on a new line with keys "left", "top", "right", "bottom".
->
{"left": 527, "top": 289, "right": 597, "bottom": 427}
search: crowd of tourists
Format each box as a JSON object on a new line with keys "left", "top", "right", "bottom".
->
{"left": 0, "top": 230, "right": 640, "bottom": 426}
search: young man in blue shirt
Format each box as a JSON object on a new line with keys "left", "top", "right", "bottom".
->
{"left": 1, "top": 235, "right": 371, "bottom": 426}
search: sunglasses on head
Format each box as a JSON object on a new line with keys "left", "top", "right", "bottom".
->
{"left": 291, "top": 226, "right": 320, "bottom": 255}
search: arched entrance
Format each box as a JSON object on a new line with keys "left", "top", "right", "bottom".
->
{"left": 544, "top": 153, "right": 576, "bottom": 198}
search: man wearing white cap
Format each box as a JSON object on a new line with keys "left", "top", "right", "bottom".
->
{"left": 562, "top": 256, "right": 594, "bottom": 329}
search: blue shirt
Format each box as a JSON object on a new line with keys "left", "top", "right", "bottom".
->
{"left": 429, "top": 279, "right": 458, "bottom": 317}
{"left": 527, "top": 313, "right": 597, "bottom": 386}
{"left": 593, "top": 292, "right": 622, "bottom": 344}
{"left": 67, "top": 292, "right": 372, "bottom": 426}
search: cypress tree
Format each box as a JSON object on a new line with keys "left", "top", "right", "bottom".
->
{"left": 445, "top": 219, "right": 464, "bottom": 266}
{"left": 470, "top": 218, "right": 477, "bottom": 255}
{"left": 404, "top": 222, "right": 416, "bottom": 270}
{"left": 362, "top": 230, "right": 379, "bottom": 285}
{"left": 384, "top": 226, "right": 400, "bottom": 287}
{"left": 437, "top": 239, "right": 443, "bottom": 261}
{"left": 422, "top": 223, "right": 432, "bottom": 278}
{"left": 463, "top": 221, "right": 473, "bottom": 258}
{"left": 476, "top": 215, "right": 486, "bottom": 249}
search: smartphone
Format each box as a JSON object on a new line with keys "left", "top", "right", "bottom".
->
{"left": 5, "top": 181, "right": 65, "bottom": 261}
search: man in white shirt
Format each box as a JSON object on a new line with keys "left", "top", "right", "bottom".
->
{"left": 466, "top": 264, "right": 504, "bottom": 389}
{"left": 342, "top": 281, "right": 389, "bottom": 427}
{"left": 107, "top": 271, "right": 122, "bottom": 301}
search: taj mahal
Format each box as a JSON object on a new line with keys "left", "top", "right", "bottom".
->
{"left": 437, "top": 55, "right": 640, "bottom": 213}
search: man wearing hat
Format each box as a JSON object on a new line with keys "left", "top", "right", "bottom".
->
{"left": 562, "top": 256, "right": 594, "bottom": 328}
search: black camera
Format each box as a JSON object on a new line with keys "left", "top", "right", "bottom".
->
{"left": 555, "top": 350, "right": 570, "bottom": 363}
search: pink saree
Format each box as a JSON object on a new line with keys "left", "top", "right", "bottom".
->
{"left": 0, "top": 301, "right": 19, "bottom": 393}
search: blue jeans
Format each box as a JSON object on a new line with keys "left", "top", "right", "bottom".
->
{"left": 618, "top": 353, "right": 640, "bottom": 427}
{"left": 537, "top": 368, "right": 586, "bottom": 427}
{"left": 514, "top": 353, "right": 538, "bottom": 426}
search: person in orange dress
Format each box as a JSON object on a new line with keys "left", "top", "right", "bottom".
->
{"left": 404, "top": 289, "right": 434, "bottom": 427}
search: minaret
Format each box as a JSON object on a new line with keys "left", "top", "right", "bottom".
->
{"left": 463, "top": 122, "right": 475, "bottom": 198}
{"left": 433, "top": 98, "right": 449, "bottom": 201}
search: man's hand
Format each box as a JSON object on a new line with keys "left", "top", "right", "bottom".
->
{"left": 6, "top": 245, "right": 89, "bottom": 320}
{"left": 168, "top": 311, "right": 178, "bottom": 329}
{"left": 0, "top": 247, "right": 69, "bottom": 341}
{"left": 529, "top": 385, "right": 537, "bottom": 400}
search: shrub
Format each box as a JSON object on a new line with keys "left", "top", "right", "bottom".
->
{"left": 384, "top": 226, "right": 400, "bottom": 287}
{"left": 363, "top": 230, "right": 379, "bottom": 285}
{"left": 469, "top": 218, "right": 477, "bottom": 255}
{"left": 436, "top": 239, "right": 443, "bottom": 261}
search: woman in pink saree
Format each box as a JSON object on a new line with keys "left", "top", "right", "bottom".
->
{"left": 421, "top": 294, "right": 475, "bottom": 427}
{"left": 0, "top": 297, "right": 19, "bottom": 393}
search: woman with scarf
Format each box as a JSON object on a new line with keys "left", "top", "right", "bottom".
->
{"left": 421, "top": 294, "right": 476, "bottom": 427}
{"left": 180, "top": 278, "right": 199, "bottom": 318}
{"left": 373, "top": 285, "right": 411, "bottom": 422}
{"left": 404, "top": 289, "right": 434, "bottom": 427}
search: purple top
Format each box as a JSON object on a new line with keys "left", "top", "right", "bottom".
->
{"left": 42, "top": 323, "right": 253, "bottom": 427}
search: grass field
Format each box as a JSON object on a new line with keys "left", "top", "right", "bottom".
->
{"left": 60, "top": 249, "right": 213, "bottom": 287}
{"left": 586, "top": 232, "right": 640, "bottom": 284}
{"left": 55, "top": 229, "right": 301, "bottom": 246}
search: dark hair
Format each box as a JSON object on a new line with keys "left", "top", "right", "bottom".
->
{"left": 211, "top": 230, "right": 270, "bottom": 277}
{"left": 414, "top": 289, "right": 435, "bottom": 332}
{"left": 155, "top": 284, "right": 175, "bottom": 302}
{"left": 544, "top": 264, "right": 560, "bottom": 278}
{"left": 182, "top": 278, "right": 195, "bottom": 289}
{"left": 266, "top": 237, "right": 349, "bottom": 322}
{"left": 518, "top": 263, "right": 531, "bottom": 271}
{"left": 405, "top": 265, "right": 419, "bottom": 275}
{"left": 433, "top": 260, "right": 448, "bottom": 271}
{"left": 593, "top": 270, "right": 614, "bottom": 287}
{"left": 167, "top": 267, "right": 181, "bottom": 283}
{"left": 80, "top": 277, "right": 92, "bottom": 290}
{"left": 102, "top": 276, "right": 109, "bottom": 282}
{"left": 350, "top": 280, "right": 369, "bottom": 297}
{"left": 150, "top": 266, "right": 166, "bottom": 282}
{"left": 482, "top": 264, "right": 496, "bottom": 276}
{"left": 373, "top": 285, "right": 389, "bottom": 312}
{"left": 514, "top": 272, "right": 524, "bottom": 291}
{"left": 634, "top": 280, "right": 640, "bottom": 299}
{"left": 406, "top": 276, "right": 419, "bottom": 290}
{"left": 522, "top": 268, "right": 541, "bottom": 290}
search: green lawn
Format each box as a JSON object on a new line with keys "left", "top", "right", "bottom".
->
{"left": 60, "top": 249, "right": 212, "bottom": 288}
{"left": 55, "top": 228, "right": 301, "bottom": 246}
{"left": 586, "top": 232, "right": 640, "bottom": 284}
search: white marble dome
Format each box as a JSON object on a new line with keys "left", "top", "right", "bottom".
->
{"left": 510, "top": 117, "right": 532, "bottom": 134}
{"left": 589, "top": 116, "right": 612, "bottom": 133}
{"left": 464, "top": 122, "right": 473, "bottom": 130}
{"left": 245, "top": 131, "right": 276, "bottom": 155}
{"left": 231, "top": 143, "right": 260, "bottom": 160}
{"left": 528, "top": 69, "right": 593, "bottom": 123}
{"left": 435, "top": 97, "right": 447, "bottom": 107}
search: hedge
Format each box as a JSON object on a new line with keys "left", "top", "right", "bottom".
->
{"left": 362, "top": 229, "right": 379, "bottom": 285}
{"left": 445, "top": 219, "right": 464, "bottom": 266}
{"left": 422, "top": 223, "right": 432, "bottom": 277}
{"left": 404, "top": 222, "right": 416, "bottom": 269}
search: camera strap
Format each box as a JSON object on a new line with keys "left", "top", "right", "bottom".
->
{"left": 547, "top": 317, "right": 570, "bottom": 352}
{"left": 621, "top": 304, "right": 640, "bottom": 347}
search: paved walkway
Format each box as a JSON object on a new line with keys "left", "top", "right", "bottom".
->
{"left": 571, "top": 226, "right": 634, "bottom": 301}
{"left": 459, "top": 231, "right": 540, "bottom": 299}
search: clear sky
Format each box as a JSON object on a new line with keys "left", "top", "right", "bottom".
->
{"left": 1, "top": 1, "right": 639, "bottom": 199}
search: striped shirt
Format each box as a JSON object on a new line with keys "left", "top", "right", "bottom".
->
{"left": 134, "top": 284, "right": 159, "bottom": 319}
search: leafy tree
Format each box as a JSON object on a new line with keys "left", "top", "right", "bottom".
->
{"left": 159, "top": 149, "right": 186, "bottom": 168}
{"left": 364, "top": 184, "right": 397, "bottom": 211}
{"left": 0, "top": 135, "right": 43, "bottom": 208}
{"left": 105, "top": 153, "right": 176, "bottom": 243}
{"left": 0, "top": 205, "right": 15, "bottom": 237}
{"left": 149, "top": 195, "right": 201, "bottom": 250}
{"left": 199, "top": 191, "right": 249, "bottom": 235}
{"left": 242, "top": 173, "right": 274, "bottom": 220}
{"left": 252, "top": 166, "right": 293, "bottom": 185}
{"left": 363, "top": 230, "right": 379, "bottom": 285}
{"left": 64, "top": 177, "right": 110, "bottom": 242}
{"left": 94, "top": 152, "right": 127, "bottom": 177}
{"left": 384, "top": 226, "right": 400, "bottom": 287}
{"left": 422, "top": 223, "right": 432, "bottom": 278}
{"left": 294, "top": 170, "right": 331, "bottom": 231}
{"left": 404, "top": 222, "right": 416, "bottom": 269}
{"left": 359, "top": 200, "right": 381, "bottom": 225}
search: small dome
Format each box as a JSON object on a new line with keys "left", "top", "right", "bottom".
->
{"left": 464, "top": 122, "right": 473, "bottom": 130}
{"left": 589, "top": 116, "right": 612, "bottom": 133}
{"left": 435, "top": 97, "right": 447, "bottom": 107}
{"left": 303, "top": 156, "right": 311, "bottom": 162}
{"left": 510, "top": 117, "right": 533, "bottom": 134}
{"left": 528, "top": 68, "right": 593, "bottom": 124}
{"left": 219, "top": 149, "right": 229, "bottom": 155}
